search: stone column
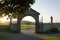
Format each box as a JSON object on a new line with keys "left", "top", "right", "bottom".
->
{"left": 35, "top": 16, "right": 39, "bottom": 33}
{"left": 17, "top": 16, "right": 22, "bottom": 33}
{"left": 33, "top": 15, "right": 43, "bottom": 34}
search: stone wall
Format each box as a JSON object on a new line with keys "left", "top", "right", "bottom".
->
{"left": 43, "top": 23, "right": 60, "bottom": 32}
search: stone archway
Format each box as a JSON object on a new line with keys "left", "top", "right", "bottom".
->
{"left": 21, "top": 16, "right": 35, "bottom": 33}
{"left": 21, "top": 14, "right": 40, "bottom": 33}
{"left": 17, "top": 9, "right": 43, "bottom": 34}
{"left": 10, "top": 8, "right": 43, "bottom": 33}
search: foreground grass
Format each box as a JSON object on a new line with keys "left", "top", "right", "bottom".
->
{"left": 42, "top": 36, "right": 60, "bottom": 40}
{"left": 0, "top": 34, "right": 4, "bottom": 40}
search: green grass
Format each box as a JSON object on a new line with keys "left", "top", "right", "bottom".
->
{"left": 0, "top": 34, "right": 4, "bottom": 40}
{"left": 21, "top": 24, "right": 35, "bottom": 29}
{"left": 42, "top": 36, "right": 60, "bottom": 40}
{"left": 0, "top": 24, "right": 35, "bottom": 33}
{"left": 0, "top": 24, "right": 35, "bottom": 30}
{"left": 0, "top": 29, "right": 11, "bottom": 32}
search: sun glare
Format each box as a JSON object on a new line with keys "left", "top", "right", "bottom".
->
{"left": 0, "top": 16, "right": 9, "bottom": 23}
{"left": 0, "top": 15, "right": 17, "bottom": 23}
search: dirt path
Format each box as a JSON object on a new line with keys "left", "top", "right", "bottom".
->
{"left": 21, "top": 30, "right": 60, "bottom": 39}
{"left": 0, "top": 30, "right": 60, "bottom": 40}
{"left": 21, "top": 30, "right": 49, "bottom": 39}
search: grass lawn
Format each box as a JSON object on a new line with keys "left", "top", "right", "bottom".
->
{"left": 42, "top": 36, "right": 60, "bottom": 40}
{"left": 0, "top": 24, "right": 35, "bottom": 33}
{"left": 21, "top": 24, "right": 35, "bottom": 29}
{"left": 0, "top": 24, "right": 35, "bottom": 30}
{"left": 0, "top": 34, "right": 4, "bottom": 40}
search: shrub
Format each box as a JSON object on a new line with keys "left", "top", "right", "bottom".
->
{"left": 43, "top": 28, "right": 59, "bottom": 34}
{"left": 49, "top": 28, "right": 58, "bottom": 32}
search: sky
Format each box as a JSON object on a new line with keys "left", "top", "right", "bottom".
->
{"left": 0, "top": 0, "right": 60, "bottom": 23}
{"left": 23, "top": 0, "right": 60, "bottom": 23}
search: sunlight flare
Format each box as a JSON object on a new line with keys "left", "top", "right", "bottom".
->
{"left": 0, "top": 16, "right": 9, "bottom": 23}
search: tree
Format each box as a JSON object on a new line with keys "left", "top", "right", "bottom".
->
{"left": 0, "top": 0, "right": 35, "bottom": 32}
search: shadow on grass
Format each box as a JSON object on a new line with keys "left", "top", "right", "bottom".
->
{"left": 0, "top": 29, "right": 19, "bottom": 33}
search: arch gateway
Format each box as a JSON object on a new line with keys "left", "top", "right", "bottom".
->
{"left": 10, "top": 8, "right": 43, "bottom": 34}
{"left": 21, "top": 9, "right": 43, "bottom": 33}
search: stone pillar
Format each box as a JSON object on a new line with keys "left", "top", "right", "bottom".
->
{"left": 17, "top": 16, "right": 22, "bottom": 33}
{"left": 35, "top": 17, "right": 39, "bottom": 33}
{"left": 33, "top": 15, "right": 43, "bottom": 34}
{"left": 39, "top": 16, "right": 43, "bottom": 33}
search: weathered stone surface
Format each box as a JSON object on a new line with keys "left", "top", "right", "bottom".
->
{"left": 9, "top": 23, "right": 17, "bottom": 32}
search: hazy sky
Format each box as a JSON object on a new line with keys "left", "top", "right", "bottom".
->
{"left": 0, "top": 0, "right": 60, "bottom": 23}
{"left": 23, "top": 0, "right": 60, "bottom": 23}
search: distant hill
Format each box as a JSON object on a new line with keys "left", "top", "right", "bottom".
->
{"left": 0, "top": 20, "right": 35, "bottom": 25}
{"left": 21, "top": 20, "right": 35, "bottom": 24}
{"left": 12, "top": 20, "right": 35, "bottom": 25}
